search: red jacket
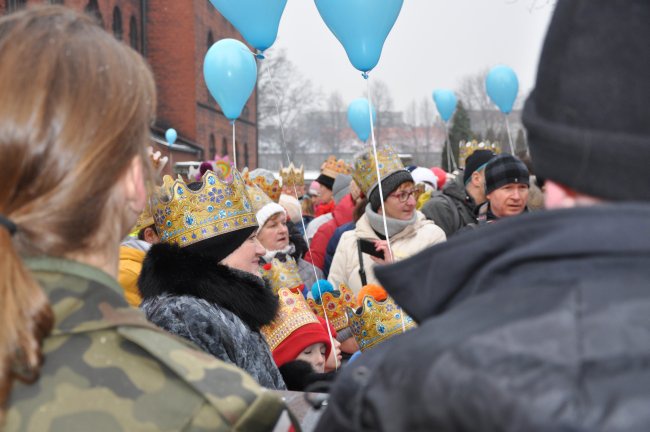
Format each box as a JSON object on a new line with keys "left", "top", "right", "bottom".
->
{"left": 305, "top": 194, "right": 355, "bottom": 270}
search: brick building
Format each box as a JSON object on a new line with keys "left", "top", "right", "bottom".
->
{"left": 1, "top": 0, "right": 258, "bottom": 175}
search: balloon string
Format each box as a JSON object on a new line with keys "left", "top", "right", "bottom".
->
{"left": 365, "top": 77, "right": 405, "bottom": 334}
{"left": 443, "top": 122, "right": 457, "bottom": 171}
{"left": 264, "top": 60, "right": 338, "bottom": 370}
{"left": 232, "top": 121, "right": 237, "bottom": 169}
{"left": 504, "top": 114, "right": 515, "bottom": 155}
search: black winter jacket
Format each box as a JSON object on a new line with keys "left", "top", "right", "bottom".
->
{"left": 317, "top": 203, "right": 650, "bottom": 432}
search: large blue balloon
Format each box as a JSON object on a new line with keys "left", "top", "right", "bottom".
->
{"left": 203, "top": 39, "right": 258, "bottom": 121}
{"left": 209, "top": 0, "right": 287, "bottom": 54}
{"left": 485, "top": 65, "right": 519, "bottom": 114}
{"left": 347, "top": 98, "right": 376, "bottom": 142}
{"left": 314, "top": 0, "right": 404, "bottom": 73}
{"left": 432, "top": 89, "right": 458, "bottom": 122}
{"left": 165, "top": 128, "right": 177, "bottom": 146}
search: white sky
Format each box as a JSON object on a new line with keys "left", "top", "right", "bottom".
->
{"left": 270, "top": 0, "right": 554, "bottom": 113}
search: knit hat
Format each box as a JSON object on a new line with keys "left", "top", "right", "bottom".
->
{"left": 272, "top": 317, "right": 332, "bottom": 368}
{"left": 369, "top": 171, "right": 414, "bottom": 211}
{"left": 308, "top": 180, "right": 321, "bottom": 197}
{"left": 522, "top": 0, "right": 650, "bottom": 201}
{"left": 255, "top": 202, "right": 286, "bottom": 229}
{"left": 411, "top": 167, "right": 438, "bottom": 191}
{"left": 463, "top": 150, "right": 496, "bottom": 185}
{"left": 484, "top": 154, "right": 530, "bottom": 196}
{"left": 332, "top": 174, "right": 352, "bottom": 204}
{"left": 431, "top": 167, "right": 447, "bottom": 189}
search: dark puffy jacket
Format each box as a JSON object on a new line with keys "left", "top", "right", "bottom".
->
{"left": 317, "top": 203, "right": 650, "bottom": 432}
{"left": 420, "top": 176, "right": 478, "bottom": 237}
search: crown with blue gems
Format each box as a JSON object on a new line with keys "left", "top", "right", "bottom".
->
{"left": 307, "top": 283, "right": 358, "bottom": 332}
{"left": 150, "top": 169, "right": 256, "bottom": 248}
{"left": 347, "top": 295, "right": 417, "bottom": 352}
{"left": 352, "top": 146, "right": 405, "bottom": 197}
{"left": 459, "top": 140, "right": 502, "bottom": 168}
{"left": 260, "top": 257, "right": 304, "bottom": 294}
{"left": 261, "top": 288, "right": 321, "bottom": 351}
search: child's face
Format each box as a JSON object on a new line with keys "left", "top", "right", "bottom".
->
{"left": 296, "top": 343, "right": 327, "bottom": 373}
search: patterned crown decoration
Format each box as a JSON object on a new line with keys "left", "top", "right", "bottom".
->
{"left": 307, "top": 283, "right": 357, "bottom": 332}
{"left": 321, "top": 156, "right": 351, "bottom": 179}
{"left": 280, "top": 163, "right": 305, "bottom": 187}
{"left": 261, "top": 288, "right": 321, "bottom": 351}
{"left": 132, "top": 205, "right": 155, "bottom": 234}
{"left": 459, "top": 140, "right": 502, "bottom": 169}
{"left": 260, "top": 257, "right": 304, "bottom": 294}
{"left": 352, "top": 146, "right": 405, "bottom": 197}
{"left": 347, "top": 295, "right": 417, "bottom": 352}
{"left": 150, "top": 169, "right": 256, "bottom": 248}
{"left": 242, "top": 168, "right": 281, "bottom": 203}
{"left": 244, "top": 184, "right": 273, "bottom": 214}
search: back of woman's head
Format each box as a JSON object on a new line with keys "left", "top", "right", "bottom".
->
{"left": 0, "top": 5, "right": 156, "bottom": 416}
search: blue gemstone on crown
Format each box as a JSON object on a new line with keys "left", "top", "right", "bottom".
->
{"left": 166, "top": 220, "right": 172, "bottom": 228}
{"left": 177, "top": 186, "right": 184, "bottom": 195}
{"left": 208, "top": 176, "right": 216, "bottom": 185}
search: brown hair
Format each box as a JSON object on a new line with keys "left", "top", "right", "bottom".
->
{"left": 0, "top": 5, "right": 156, "bottom": 417}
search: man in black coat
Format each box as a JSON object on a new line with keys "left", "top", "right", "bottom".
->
{"left": 316, "top": 1, "right": 650, "bottom": 431}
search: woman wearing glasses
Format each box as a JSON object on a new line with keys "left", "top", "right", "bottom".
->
{"left": 328, "top": 147, "right": 446, "bottom": 294}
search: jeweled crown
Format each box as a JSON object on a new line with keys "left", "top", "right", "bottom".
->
{"left": 347, "top": 295, "right": 417, "bottom": 352}
{"left": 307, "top": 283, "right": 357, "bottom": 332}
{"left": 150, "top": 169, "right": 256, "bottom": 248}
{"left": 261, "top": 288, "right": 321, "bottom": 351}
{"left": 260, "top": 257, "right": 304, "bottom": 294}
{"left": 242, "top": 168, "right": 281, "bottom": 203}
{"left": 321, "top": 156, "right": 351, "bottom": 179}
{"left": 352, "top": 146, "right": 405, "bottom": 197}
{"left": 280, "top": 162, "right": 305, "bottom": 187}
{"left": 459, "top": 140, "right": 502, "bottom": 168}
{"left": 245, "top": 184, "right": 273, "bottom": 214}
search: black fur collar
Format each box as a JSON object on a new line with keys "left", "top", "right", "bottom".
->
{"left": 138, "top": 242, "right": 278, "bottom": 331}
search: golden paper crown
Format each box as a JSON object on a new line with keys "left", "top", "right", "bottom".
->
{"left": 261, "top": 288, "right": 320, "bottom": 351}
{"left": 132, "top": 206, "right": 155, "bottom": 234}
{"left": 260, "top": 257, "right": 304, "bottom": 294}
{"left": 321, "top": 156, "right": 351, "bottom": 179}
{"left": 244, "top": 184, "right": 274, "bottom": 215}
{"left": 280, "top": 163, "right": 305, "bottom": 187}
{"left": 352, "top": 146, "right": 405, "bottom": 197}
{"left": 458, "top": 140, "right": 502, "bottom": 169}
{"left": 347, "top": 295, "right": 416, "bottom": 352}
{"left": 307, "top": 283, "right": 357, "bottom": 332}
{"left": 242, "top": 168, "right": 281, "bottom": 203}
{"left": 150, "top": 169, "right": 256, "bottom": 248}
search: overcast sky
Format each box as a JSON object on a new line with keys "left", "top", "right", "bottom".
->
{"left": 269, "top": 0, "right": 555, "bottom": 113}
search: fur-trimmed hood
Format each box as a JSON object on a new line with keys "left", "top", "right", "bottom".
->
{"left": 138, "top": 242, "right": 278, "bottom": 331}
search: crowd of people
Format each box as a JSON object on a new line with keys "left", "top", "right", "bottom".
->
{"left": 1, "top": 0, "right": 649, "bottom": 430}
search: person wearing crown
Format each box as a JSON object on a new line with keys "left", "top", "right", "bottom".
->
{"left": 138, "top": 170, "right": 286, "bottom": 390}
{"left": 279, "top": 162, "right": 305, "bottom": 199}
{"left": 313, "top": 156, "right": 351, "bottom": 218}
{"left": 328, "top": 146, "right": 447, "bottom": 294}
{"left": 244, "top": 169, "right": 325, "bottom": 290}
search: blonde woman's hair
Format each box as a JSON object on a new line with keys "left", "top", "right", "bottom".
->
{"left": 0, "top": 5, "right": 156, "bottom": 417}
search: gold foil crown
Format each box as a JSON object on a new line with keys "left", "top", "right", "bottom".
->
{"left": 347, "top": 295, "right": 416, "bottom": 352}
{"left": 307, "top": 283, "right": 358, "bottom": 332}
{"left": 245, "top": 184, "right": 273, "bottom": 214}
{"left": 242, "top": 168, "right": 281, "bottom": 203}
{"left": 321, "top": 156, "right": 351, "bottom": 179}
{"left": 132, "top": 206, "right": 155, "bottom": 234}
{"left": 352, "top": 146, "right": 405, "bottom": 197}
{"left": 280, "top": 163, "right": 305, "bottom": 187}
{"left": 260, "top": 258, "right": 304, "bottom": 294}
{"left": 459, "top": 140, "right": 502, "bottom": 168}
{"left": 150, "top": 169, "right": 256, "bottom": 248}
{"left": 261, "top": 288, "right": 320, "bottom": 351}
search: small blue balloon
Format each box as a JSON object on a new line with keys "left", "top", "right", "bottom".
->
{"left": 485, "top": 65, "right": 519, "bottom": 114}
{"left": 314, "top": 0, "right": 404, "bottom": 73}
{"left": 311, "top": 279, "right": 334, "bottom": 303}
{"left": 165, "top": 128, "right": 177, "bottom": 146}
{"left": 432, "top": 89, "right": 457, "bottom": 122}
{"left": 203, "top": 39, "right": 258, "bottom": 121}
{"left": 347, "top": 98, "right": 376, "bottom": 142}
{"left": 209, "top": 0, "right": 287, "bottom": 53}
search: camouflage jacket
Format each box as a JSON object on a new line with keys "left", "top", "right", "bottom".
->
{"left": 5, "top": 257, "right": 289, "bottom": 432}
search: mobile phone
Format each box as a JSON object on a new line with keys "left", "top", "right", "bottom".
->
{"left": 358, "top": 238, "right": 385, "bottom": 260}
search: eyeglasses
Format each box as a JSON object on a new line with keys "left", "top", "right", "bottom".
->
{"left": 389, "top": 189, "right": 416, "bottom": 203}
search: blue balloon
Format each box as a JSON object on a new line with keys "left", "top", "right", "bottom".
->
{"left": 314, "top": 0, "right": 404, "bottom": 73}
{"left": 203, "top": 39, "right": 258, "bottom": 121}
{"left": 209, "top": 0, "right": 287, "bottom": 54}
{"left": 165, "top": 128, "right": 177, "bottom": 146}
{"left": 347, "top": 98, "right": 376, "bottom": 142}
{"left": 432, "top": 89, "right": 457, "bottom": 122}
{"left": 485, "top": 65, "right": 519, "bottom": 114}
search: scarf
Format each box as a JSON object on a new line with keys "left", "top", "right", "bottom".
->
{"left": 365, "top": 203, "right": 417, "bottom": 239}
